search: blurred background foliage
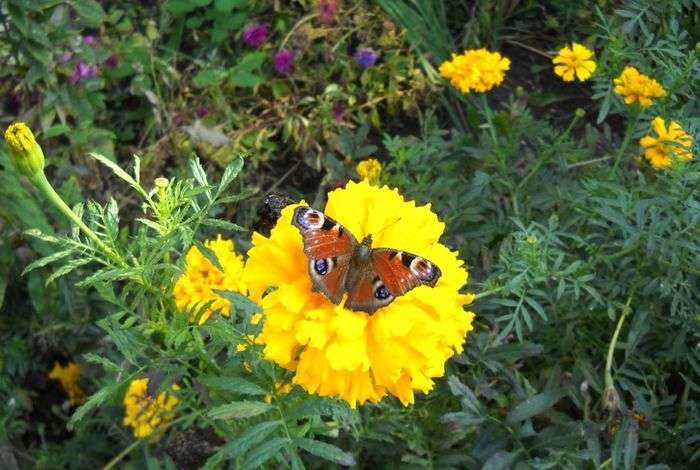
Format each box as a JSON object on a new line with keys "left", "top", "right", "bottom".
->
{"left": 1, "top": 0, "right": 699, "bottom": 468}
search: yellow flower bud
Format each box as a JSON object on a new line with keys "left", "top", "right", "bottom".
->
{"left": 356, "top": 158, "right": 382, "bottom": 184}
{"left": 4, "top": 122, "right": 45, "bottom": 178}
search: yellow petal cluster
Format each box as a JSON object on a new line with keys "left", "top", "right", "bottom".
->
{"left": 3, "top": 122, "right": 45, "bottom": 178}
{"left": 613, "top": 66, "right": 666, "bottom": 107}
{"left": 48, "top": 361, "right": 85, "bottom": 406}
{"left": 174, "top": 235, "right": 247, "bottom": 324}
{"left": 552, "top": 43, "right": 597, "bottom": 82}
{"left": 439, "top": 48, "right": 510, "bottom": 94}
{"left": 123, "top": 378, "right": 178, "bottom": 439}
{"left": 264, "top": 382, "right": 294, "bottom": 404}
{"left": 639, "top": 117, "right": 694, "bottom": 169}
{"left": 356, "top": 158, "right": 382, "bottom": 184}
{"left": 244, "top": 180, "right": 475, "bottom": 407}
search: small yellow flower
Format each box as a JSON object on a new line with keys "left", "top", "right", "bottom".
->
{"left": 639, "top": 117, "right": 694, "bottom": 169}
{"left": 439, "top": 48, "right": 510, "bottom": 94}
{"left": 244, "top": 180, "right": 475, "bottom": 407}
{"left": 613, "top": 66, "right": 666, "bottom": 107}
{"left": 3, "top": 122, "right": 45, "bottom": 178}
{"left": 174, "top": 235, "right": 247, "bottom": 324}
{"left": 123, "top": 378, "right": 178, "bottom": 439}
{"left": 552, "top": 43, "right": 596, "bottom": 82}
{"left": 356, "top": 158, "right": 382, "bottom": 184}
{"left": 264, "top": 382, "right": 294, "bottom": 404}
{"left": 48, "top": 361, "right": 85, "bottom": 406}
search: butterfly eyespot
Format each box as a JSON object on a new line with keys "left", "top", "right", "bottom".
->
{"left": 314, "top": 259, "right": 329, "bottom": 275}
{"left": 375, "top": 285, "right": 391, "bottom": 300}
{"left": 295, "top": 207, "right": 324, "bottom": 230}
{"left": 410, "top": 257, "right": 438, "bottom": 282}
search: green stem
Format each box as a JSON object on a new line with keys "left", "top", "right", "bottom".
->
{"left": 103, "top": 439, "right": 142, "bottom": 470}
{"left": 474, "top": 285, "right": 506, "bottom": 300}
{"left": 604, "top": 289, "right": 635, "bottom": 389}
{"left": 29, "top": 171, "right": 126, "bottom": 267}
{"left": 517, "top": 111, "right": 582, "bottom": 191}
{"left": 611, "top": 107, "right": 642, "bottom": 174}
{"left": 480, "top": 93, "right": 498, "bottom": 145}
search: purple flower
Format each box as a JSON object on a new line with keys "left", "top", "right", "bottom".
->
{"left": 354, "top": 48, "right": 379, "bottom": 68}
{"left": 83, "top": 35, "right": 98, "bottom": 46}
{"left": 70, "top": 63, "right": 98, "bottom": 84}
{"left": 242, "top": 23, "right": 269, "bottom": 48}
{"left": 105, "top": 54, "right": 119, "bottom": 69}
{"left": 332, "top": 102, "right": 345, "bottom": 123}
{"left": 273, "top": 49, "right": 294, "bottom": 76}
{"left": 318, "top": 0, "right": 337, "bottom": 25}
{"left": 57, "top": 52, "right": 73, "bottom": 64}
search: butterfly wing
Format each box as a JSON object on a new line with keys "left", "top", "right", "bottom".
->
{"left": 344, "top": 249, "right": 441, "bottom": 314}
{"left": 292, "top": 207, "right": 357, "bottom": 305}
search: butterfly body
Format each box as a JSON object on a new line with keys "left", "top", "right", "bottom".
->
{"left": 292, "top": 206, "right": 441, "bottom": 314}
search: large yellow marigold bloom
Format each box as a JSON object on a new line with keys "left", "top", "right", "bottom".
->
{"left": 244, "top": 180, "right": 475, "bottom": 407}
{"left": 48, "top": 361, "right": 85, "bottom": 406}
{"left": 552, "top": 43, "right": 596, "bottom": 82}
{"left": 439, "top": 48, "right": 510, "bottom": 94}
{"left": 613, "top": 66, "right": 666, "bottom": 107}
{"left": 174, "top": 235, "right": 247, "bottom": 324}
{"left": 639, "top": 117, "right": 694, "bottom": 169}
{"left": 123, "top": 378, "right": 178, "bottom": 439}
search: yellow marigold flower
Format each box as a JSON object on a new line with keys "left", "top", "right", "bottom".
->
{"left": 639, "top": 117, "right": 694, "bottom": 169}
{"left": 174, "top": 235, "right": 247, "bottom": 324}
{"left": 3, "top": 122, "right": 45, "bottom": 178}
{"left": 613, "top": 66, "right": 666, "bottom": 107}
{"left": 356, "top": 158, "right": 382, "bottom": 184}
{"left": 552, "top": 42, "right": 596, "bottom": 82}
{"left": 264, "top": 382, "right": 294, "bottom": 404}
{"left": 244, "top": 180, "right": 475, "bottom": 407}
{"left": 439, "top": 48, "right": 510, "bottom": 94}
{"left": 123, "top": 378, "right": 178, "bottom": 439}
{"left": 48, "top": 361, "right": 85, "bottom": 406}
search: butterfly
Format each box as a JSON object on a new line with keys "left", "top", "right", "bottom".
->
{"left": 292, "top": 206, "right": 441, "bottom": 314}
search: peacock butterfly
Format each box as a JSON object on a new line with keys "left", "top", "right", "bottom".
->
{"left": 292, "top": 206, "right": 441, "bottom": 314}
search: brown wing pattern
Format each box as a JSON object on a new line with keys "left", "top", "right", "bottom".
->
{"left": 372, "top": 248, "right": 441, "bottom": 296}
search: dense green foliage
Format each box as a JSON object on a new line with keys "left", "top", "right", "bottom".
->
{"left": 1, "top": 0, "right": 698, "bottom": 468}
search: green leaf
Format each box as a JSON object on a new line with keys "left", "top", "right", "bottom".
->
{"left": 504, "top": 390, "right": 563, "bottom": 425}
{"left": 223, "top": 420, "right": 282, "bottom": 459}
{"left": 192, "top": 240, "right": 223, "bottom": 272}
{"left": 229, "top": 71, "right": 263, "bottom": 88}
{"left": 83, "top": 353, "right": 121, "bottom": 374}
{"left": 202, "top": 218, "right": 247, "bottom": 232}
{"left": 71, "top": 0, "right": 106, "bottom": 26}
{"left": 165, "top": 0, "right": 212, "bottom": 14}
{"left": 295, "top": 437, "right": 356, "bottom": 466}
{"left": 22, "top": 248, "right": 75, "bottom": 275}
{"left": 207, "top": 401, "right": 272, "bottom": 420}
{"left": 75, "top": 268, "right": 137, "bottom": 287}
{"left": 68, "top": 383, "right": 121, "bottom": 429}
{"left": 200, "top": 376, "right": 267, "bottom": 395}
{"left": 236, "top": 52, "right": 266, "bottom": 72}
{"left": 214, "top": 0, "right": 247, "bottom": 12}
{"left": 45, "top": 258, "right": 92, "bottom": 285}
{"left": 482, "top": 451, "right": 518, "bottom": 470}
{"left": 217, "top": 157, "right": 244, "bottom": 196}
{"left": 242, "top": 437, "right": 289, "bottom": 469}
{"left": 193, "top": 69, "right": 224, "bottom": 88}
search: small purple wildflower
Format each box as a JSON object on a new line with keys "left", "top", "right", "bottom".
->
{"left": 57, "top": 52, "right": 73, "bottom": 64}
{"left": 70, "top": 63, "right": 98, "bottom": 84}
{"left": 82, "top": 35, "right": 98, "bottom": 46}
{"left": 318, "top": 0, "right": 337, "bottom": 25}
{"left": 273, "top": 49, "right": 294, "bottom": 76}
{"left": 354, "top": 48, "right": 379, "bottom": 68}
{"left": 105, "top": 54, "right": 120, "bottom": 69}
{"left": 332, "top": 102, "right": 345, "bottom": 123}
{"left": 242, "top": 23, "right": 269, "bottom": 48}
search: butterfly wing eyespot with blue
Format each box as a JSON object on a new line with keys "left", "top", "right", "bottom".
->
{"left": 291, "top": 206, "right": 357, "bottom": 304}
{"left": 344, "top": 249, "right": 441, "bottom": 314}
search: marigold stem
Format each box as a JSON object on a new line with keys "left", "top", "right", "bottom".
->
{"left": 611, "top": 107, "right": 642, "bottom": 174}
{"left": 29, "top": 171, "right": 125, "bottom": 267}
{"left": 480, "top": 93, "right": 498, "bottom": 145}
{"left": 604, "top": 289, "right": 635, "bottom": 389}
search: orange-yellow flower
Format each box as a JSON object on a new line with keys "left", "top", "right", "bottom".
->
{"left": 356, "top": 158, "right": 382, "bottom": 184}
{"left": 48, "top": 361, "right": 85, "bottom": 405}
{"left": 613, "top": 66, "right": 666, "bottom": 107}
{"left": 439, "top": 48, "right": 510, "bottom": 94}
{"left": 552, "top": 43, "right": 596, "bottom": 82}
{"left": 639, "top": 117, "right": 694, "bottom": 169}
{"left": 123, "top": 378, "right": 179, "bottom": 439}
{"left": 174, "top": 235, "right": 247, "bottom": 324}
{"left": 244, "top": 180, "right": 475, "bottom": 407}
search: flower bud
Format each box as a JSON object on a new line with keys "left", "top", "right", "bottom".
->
{"left": 575, "top": 107, "right": 586, "bottom": 119}
{"left": 4, "top": 122, "right": 45, "bottom": 178}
